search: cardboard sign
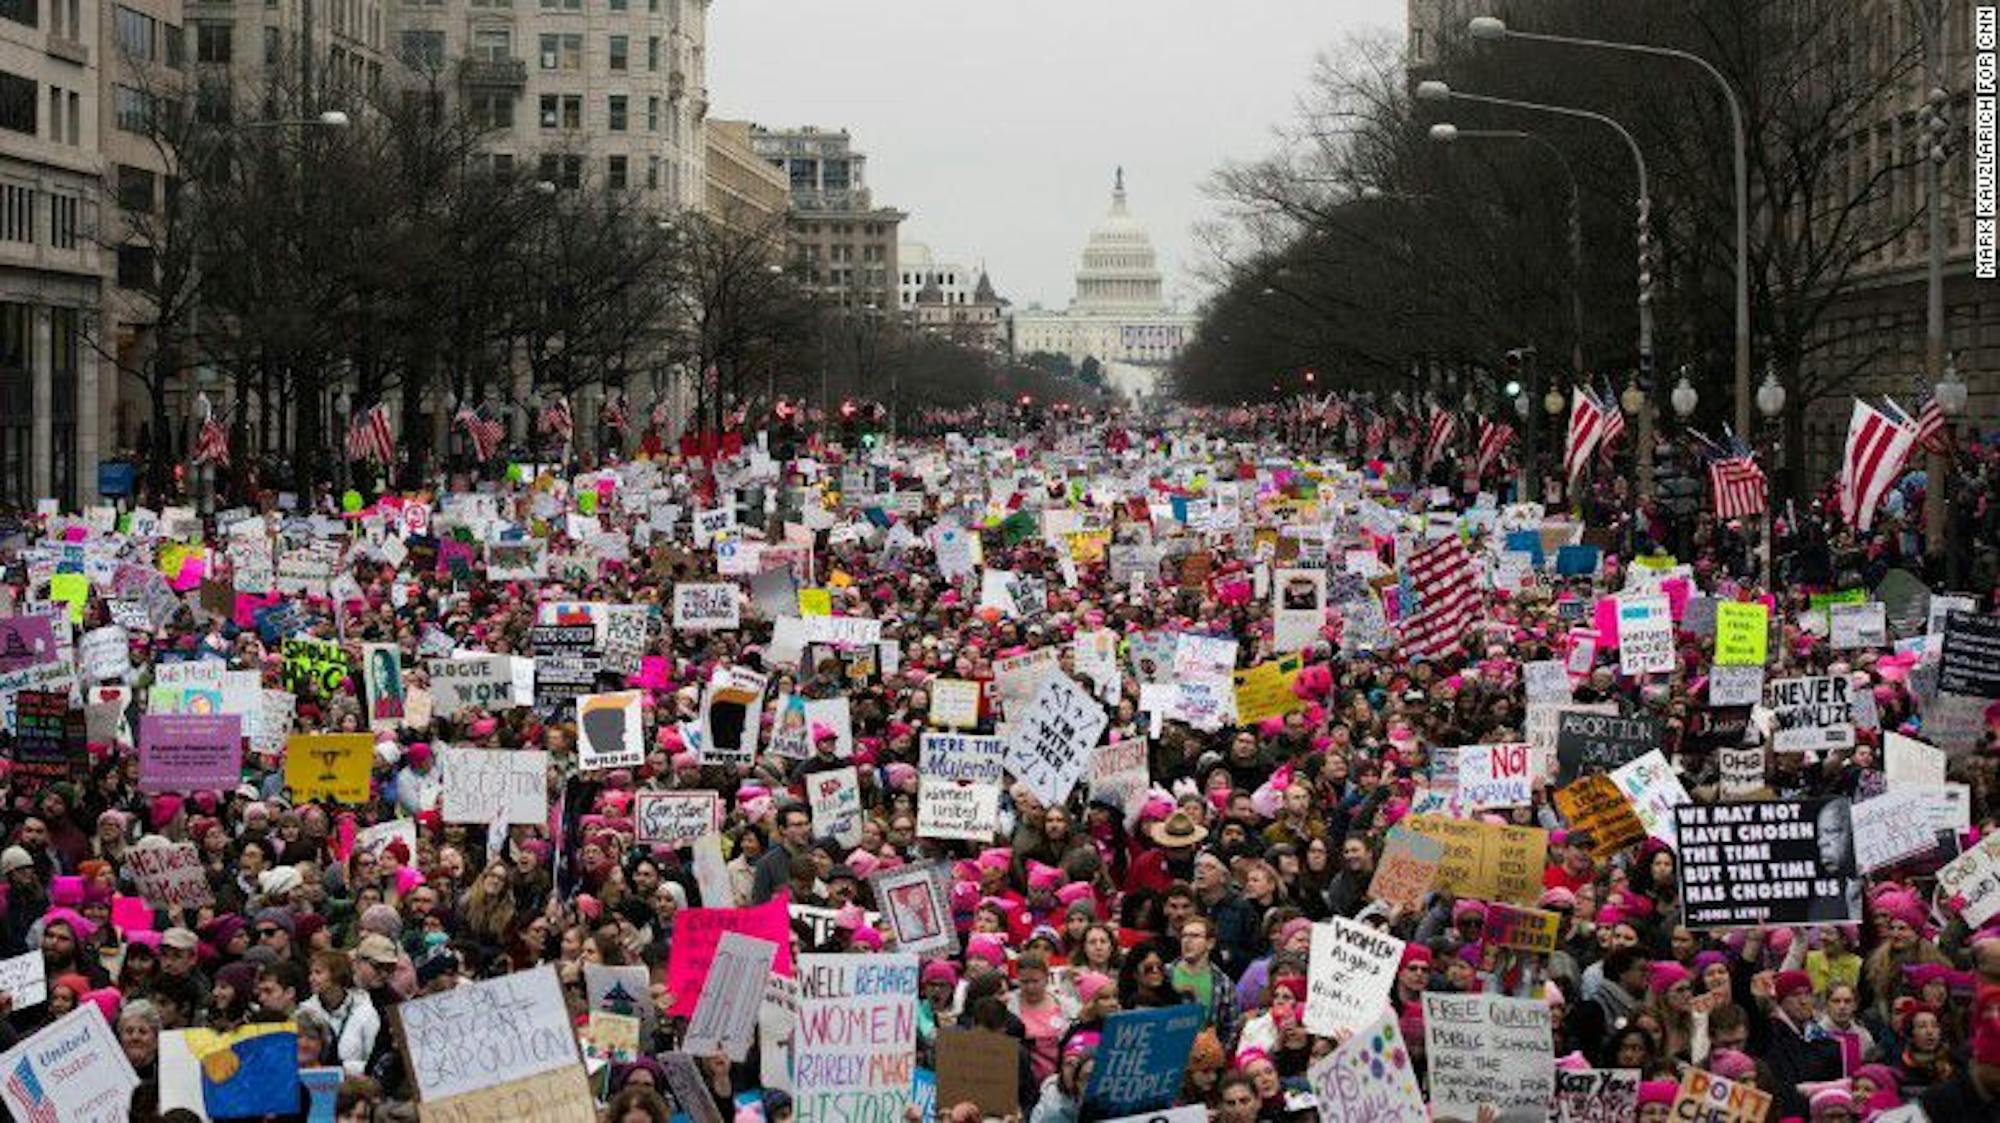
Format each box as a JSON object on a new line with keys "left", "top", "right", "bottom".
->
{"left": 1852, "top": 788, "right": 1943, "bottom": 873}
{"left": 0, "top": 949, "right": 46, "bottom": 1009}
{"left": 936, "top": 1029, "right": 1021, "bottom": 1118}
{"left": 794, "top": 954, "right": 920, "bottom": 1123}
{"left": 1083, "top": 1004, "right": 1205, "bottom": 1117}
{"left": 439, "top": 747, "right": 548, "bottom": 825}
{"left": 807, "top": 766, "right": 864, "bottom": 849}
{"left": 1305, "top": 1011, "right": 1427, "bottom": 1120}
{"left": 917, "top": 779, "right": 1001, "bottom": 843}
{"left": 1718, "top": 746, "right": 1768, "bottom": 799}
{"left": 673, "top": 583, "right": 741, "bottom": 631}
{"left": 1670, "top": 1067, "right": 1773, "bottom": 1123}
{"left": 1677, "top": 799, "right": 1861, "bottom": 928}
{"left": 682, "top": 932, "right": 777, "bottom": 1062}
{"left": 1403, "top": 815, "right": 1548, "bottom": 906}
{"left": 869, "top": 861, "right": 957, "bottom": 958}
{"left": 665, "top": 895, "right": 796, "bottom": 1018}
{"left": 1555, "top": 711, "right": 1660, "bottom": 786}
{"left": 1940, "top": 830, "right": 2000, "bottom": 926}
{"left": 1611, "top": 750, "right": 1692, "bottom": 850}
{"left": 1272, "top": 567, "right": 1326, "bottom": 653}
{"left": 283, "top": 732, "right": 374, "bottom": 804}
{"left": 576, "top": 691, "right": 643, "bottom": 772}
{"left": 398, "top": 965, "right": 581, "bottom": 1104}
{"left": 1422, "top": 993, "right": 1554, "bottom": 1122}
{"left": 1552, "top": 1068, "right": 1640, "bottom": 1123}
{"left": 1709, "top": 664, "right": 1766, "bottom": 707}
{"left": 1367, "top": 826, "right": 1446, "bottom": 912}
{"left": 0, "top": 1003, "right": 139, "bottom": 1123}
{"left": 1885, "top": 731, "right": 1947, "bottom": 787}
{"left": 1002, "top": 672, "right": 1109, "bottom": 806}
{"left": 1304, "top": 917, "right": 1404, "bottom": 1037}
{"left": 427, "top": 654, "right": 530, "bottom": 711}
{"left": 1483, "top": 904, "right": 1560, "bottom": 954}
{"left": 1458, "top": 742, "right": 1533, "bottom": 810}
{"left": 699, "top": 665, "right": 767, "bottom": 769}
{"left": 123, "top": 837, "right": 213, "bottom": 910}
{"left": 1713, "top": 601, "right": 1769, "bottom": 665}
{"left": 1766, "top": 675, "right": 1856, "bottom": 752}
{"left": 927, "top": 678, "right": 982, "bottom": 729}
{"left": 1829, "top": 601, "right": 1887, "bottom": 649}
{"left": 1553, "top": 775, "right": 1647, "bottom": 857}
{"left": 138, "top": 713, "right": 243, "bottom": 793}
{"left": 633, "top": 790, "right": 721, "bottom": 847}
{"left": 1616, "top": 594, "right": 1674, "bottom": 675}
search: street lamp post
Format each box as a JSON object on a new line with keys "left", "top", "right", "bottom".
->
{"left": 1416, "top": 80, "right": 1656, "bottom": 495}
{"left": 1917, "top": 0, "right": 1955, "bottom": 566}
{"left": 1469, "top": 16, "right": 1751, "bottom": 437}
{"left": 1429, "top": 124, "right": 1587, "bottom": 377}
{"left": 1756, "top": 369, "right": 1787, "bottom": 589}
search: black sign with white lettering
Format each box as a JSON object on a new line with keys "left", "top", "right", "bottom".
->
{"left": 1675, "top": 798, "right": 1861, "bottom": 928}
{"left": 1938, "top": 610, "right": 2000, "bottom": 699}
{"left": 1554, "top": 711, "right": 1661, "bottom": 786}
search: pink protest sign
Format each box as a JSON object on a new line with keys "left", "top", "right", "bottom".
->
{"left": 1593, "top": 596, "right": 1620, "bottom": 648}
{"left": 664, "top": 891, "right": 794, "bottom": 1017}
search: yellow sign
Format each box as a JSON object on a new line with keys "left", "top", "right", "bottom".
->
{"left": 1233, "top": 655, "right": 1305, "bottom": 725}
{"left": 1713, "top": 601, "right": 1769, "bottom": 666}
{"left": 798, "top": 588, "right": 833, "bottom": 616}
{"left": 49, "top": 572, "right": 89, "bottom": 625}
{"left": 284, "top": 733, "right": 375, "bottom": 804}
{"left": 1066, "top": 531, "right": 1109, "bottom": 565}
{"left": 1404, "top": 814, "right": 1549, "bottom": 905}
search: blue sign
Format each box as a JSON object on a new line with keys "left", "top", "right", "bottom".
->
{"left": 98, "top": 461, "right": 135, "bottom": 497}
{"left": 1556, "top": 544, "right": 1602, "bottom": 576}
{"left": 1083, "top": 1003, "right": 1204, "bottom": 1116}
{"left": 1504, "top": 530, "right": 1545, "bottom": 568}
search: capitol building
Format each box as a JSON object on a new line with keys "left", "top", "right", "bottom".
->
{"left": 1010, "top": 170, "right": 1196, "bottom": 398}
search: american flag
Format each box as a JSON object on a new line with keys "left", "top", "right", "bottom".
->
{"left": 1913, "top": 391, "right": 1949, "bottom": 455}
{"left": 193, "top": 415, "right": 230, "bottom": 468}
{"left": 649, "top": 395, "right": 670, "bottom": 430}
{"left": 7, "top": 1058, "right": 57, "bottom": 1123}
{"left": 1708, "top": 455, "right": 1768, "bottom": 518}
{"left": 1596, "top": 385, "right": 1627, "bottom": 464}
{"left": 601, "top": 393, "right": 630, "bottom": 434}
{"left": 344, "top": 404, "right": 394, "bottom": 465}
{"left": 538, "top": 395, "right": 574, "bottom": 441}
{"left": 1398, "top": 536, "right": 1480, "bottom": 660}
{"left": 1475, "top": 419, "right": 1513, "bottom": 479}
{"left": 1839, "top": 398, "right": 1919, "bottom": 531}
{"left": 1564, "top": 388, "right": 1609, "bottom": 484}
{"left": 1364, "top": 412, "right": 1388, "bottom": 457}
{"left": 455, "top": 407, "right": 504, "bottom": 462}
{"left": 1423, "top": 406, "right": 1456, "bottom": 474}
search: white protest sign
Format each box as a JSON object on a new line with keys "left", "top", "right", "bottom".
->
{"left": 440, "top": 747, "right": 549, "bottom": 825}
{"left": 1941, "top": 831, "right": 2000, "bottom": 926}
{"left": 801, "top": 615, "right": 884, "bottom": 647}
{"left": 634, "top": 790, "right": 722, "bottom": 847}
{"left": 1523, "top": 660, "right": 1572, "bottom": 704}
{"left": 398, "top": 964, "right": 580, "bottom": 1102}
{"left": 576, "top": 691, "right": 644, "bottom": 772}
{"left": 1885, "top": 732, "right": 1946, "bottom": 788}
{"left": 1708, "top": 664, "right": 1766, "bottom": 708}
{"left": 427, "top": 654, "right": 532, "bottom": 711}
{"left": 683, "top": 932, "right": 777, "bottom": 1062}
{"left": 918, "top": 732, "right": 1007, "bottom": 785}
{"left": 1304, "top": 916, "right": 1404, "bottom": 1038}
{"left": 0, "top": 1003, "right": 138, "bottom": 1123}
{"left": 917, "top": 780, "right": 1001, "bottom": 843}
{"left": 79, "top": 626, "right": 132, "bottom": 683}
{"left": 928, "top": 679, "right": 982, "bottom": 729}
{"left": 990, "top": 647, "right": 1060, "bottom": 716}
{"left": 0, "top": 949, "right": 46, "bottom": 1008}
{"left": 1617, "top": 594, "right": 1674, "bottom": 675}
{"left": 1458, "top": 742, "right": 1533, "bottom": 810}
{"left": 1172, "top": 633, "right": 1238, "bottom": 679}
{"left": 673, "top": 583, "right": 741, "bottom": 632}
{"left": 1718, "top": 746, "right": 1767, "bottom": 799}
{"left": 1423, "top": 993, "right": 1554, "bottom": 1122}
{"left": 1611, "top": 751, "right": 1690, "bottom": 850}
{"left": 1852, "top": 789, "right": 1942, "bottom": 873}
{"left": 692, "top": 506, "right": 737, "bottom": 547}
{"left": 807, "top": 766, "right": 864, "bottom": 849}
{"left": 1003, "top": 673, "right": 1110, "bottom": 806}
{"left": 1305, "top": 1011, "right": 1428, "bottom": 1121}
{"left": 123, "top": 836, "right": 213, "bottom": 910}
{"left": 1767, "top": 675, "right": 1856, "bottom": 752}
{"left": 1829, "top": 601, "right": 1888, "bottom": 650}
{"left": 794, "top": 954, "right": 919, "bottom": 1123}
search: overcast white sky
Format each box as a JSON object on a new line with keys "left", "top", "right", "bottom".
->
{"left": 707, "top": 0, "right": 1406, "bottom": 310}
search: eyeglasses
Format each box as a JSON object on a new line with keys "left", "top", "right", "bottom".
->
{"left": 257, "top": 928, "right": 281, "bottom": 938}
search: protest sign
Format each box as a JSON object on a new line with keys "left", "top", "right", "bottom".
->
{"left": 9, "top": 690, "right": 82, "bottom": 791}
{"left": 1422, "top": 993, "right": 1554, "bottom": 1122}
{"left": 1172, "top": 632, "right": 1237, "bottom": 679}
{"left": 360, "top": 642, "right": 407, "bottom": 731}
{"left": 397, "top": 964, "right": 583, "bottom": 1106}
{"left": 1941, "top": 830, "right": 2000, "bottom": 925}
{"left": 801, "top": 614, "right": 885, "bottom": 647}
{"left": 1553, "top": 774, "right": 1648, "bottom": 857}
{"left": 284, "top": 732, "right": 374, "bottom": 804}
{"left": 918, "top": 732, "right": 1007, "bottom": 785}
{"left": 1713, "top": 601, "right": 1769, "bottom": 665}
{"left": 1403, "top": 815, "right": 1547, "bottom": 905}
{"left": 0, "top": 1003, "right": 139, "bottom": 1123}
{"left": 682, "top": 932, "right": 777, "bottom": 1062}
{"left": 1555, "top": 712, "right": 1660, "bottom": 786}
{"left": 1085, "top": 735, "right": 1149, "bottom": 818}
{"left": 634, "top": 790, "right": 721, "bottom": 847}
{"left": 1082, "top": 1004, "right": 1205, "bottom": 1117}
{"left": 1885, "top": 731, "right": 1947, "bottom": 787}
{"left": 1484, "top": 904, "right": 1560, "bottom": 954}
{"left": 1272, "top": 567, "right": 1326, "bottom": 653}
{"left": 990, "top": 647, "right": 1060, "bottom": 715}
{"left": 928, "top": 679, "right": 982, "bottom": 729}
{"left": 1304, "top": 1011, "right": 1427, "bottom": 1121}
{"left": 807, "top": 766, "right": 864, "bottom": 849}
{"left": 427, "top": 654, "right": 529, "bottom": 711}
{"left": 1523, "top": 660, "right": 1571, "bottom": 703}
{"left": 1303, "top": 916, "right": 1404, "bottom": 1037}
{"left": 1003, "top": 672, "right": 1109, "bottom": 805}
{"left": 79, "top": 625, "right": 131, "bottom": 682}
{"left": 1367, "top": 826, "right": 1445, "bottom": 912}
{"left": 1709, "top": 664, "right": 1766, "bottom": 707}
{"left": 794, "top": 954, "right": 920, "bottom": 1123}
{"left": 917, "top": 779, "right": 1000, "bottom": 842}
{"left": 1677, "top": 798, "right": 1861, "bottom": 927}
{"left": 138, "top": 713, "right": 242, "bottom": 793}
{"left": 1612, "top": 751, "right": 1692, "bottom": 849}
{"left": 699, "top": 665, "right": 767, "bottom": 768}
{"left": 936, "top": 1028, "right": 1021, "bottom": 1117}
{"left": 1670, "top": 1067, "right": 1773, "bottom": 1123}
{"left": 1718, "top": 746, "right": 1768, "bottom": 799}
{"left": 870, "top": 862, "right": 956, "bottom": 958}
{"left": 576, "top": 691, "right": 643, "bottom": 772}
{"left": 282, "top": 636, "right": 350, "bottom": 697}
{"left": 123, "top": 836, "right": 212, "bottom": 910}
{"left": 1458, "top": 742, "right": 1533, "bottom": 810}
{"left": 673, "top": 583, "right": 741, "bottom": 631}
{"left": 665, "top": 895, "right": 796, "bottom": 1018}
{"left": 1938, "top": 610, "right": 2000, "bottom": 698}
{"left": 485, "top": 539, "right": 547, "bottom": 581}
{"left": 1616, "top": 594, "right": 1674, "bottom": 675}
{"left": 1852, "top": 788, "right": 1943, "bottom": 873}
{"left": 1232, "top": 654, "right": 1305, "bottom": 724}
{"left": 768, "top": 693, "right": 812, "bottom": 760}
{"left": 440, "top": 747, "right": 548, "bottom": 825}
{"left": 0, "top": 950, "right": 44, "bottom": 1008}
{"left": 1552, "top": 1068, "right": 1639, "bottom": 1123}
{"left": 1766, "top": 675, "right": 1856, "bottom": 752}
{"left": 1829, "top": 601, "right": 1888, "bottom": 649}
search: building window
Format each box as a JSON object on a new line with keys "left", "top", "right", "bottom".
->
{"left": 646, "top": 155, "right": 659, "bottom": 188}
{"left": 196, "top": 20, "right": 231, "bottom": 62}
{"left": 607, "top": 154, "right": 626, "bottom": 189}
{"left": 608, "top": 35, "right": 627, "bottom": 70}
{"left": 607, "top": 94, "right": 626, "bottom": 131}
{"left": 48, "top": 306, "right": 76, "bottom": 508}
{"left": 117, "top": 165, "right": 155, "bottom": 211}
{"left": 0, "top": 183, "right": 32, "bottom": 243}
{"left": 115, "top": 6, "right": 157, "bottom": 60}
{"left": 399, "top": 29, "right": 444, "bottom": 67}
{"left": 538, "top": 0, "right": 580, "bottom": 11}
{"left": 114, "top": 85, "right": 156, "bottom": 132}
{"left": 609, "top": 0, "right": 625, "bottom": 10}
{"left": 472, "top": 26, "right": 510, "bottom": 60}
{"left": 539, "top": 32, "right": 580, "bottom": 70}
{"left": 117, "top": 244, "right": 155, "bottom": 290}
{"left": 537, "top": 152, "right": 581, "bottom": 189}
{"left": 647, "top": 35, "right": 659, "bottom": 71}
{"left": 540, "top": 93, "right": 581, "bottom": 129}
{"left": 1, "top": 0, "right": 36, "bottom": 30}
{"left": 0, "top": 71, "right": 34, "bottom": 135}
{"left": 470, "top": 92, "right": 512, "bottom": 129}
{"left": 0, "top": 303, "right": 29, "bottom": 505}
{"left": 48, "top": 194, "right": 77, "bottom": 249}
{"left": 195, "top": 78, "right": 231, "bottom": 123}
{"left": 646, "top": 95, "right": 658, "bottom": 132}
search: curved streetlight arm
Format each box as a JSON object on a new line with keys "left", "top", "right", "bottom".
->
{"left": 1434, "top": 88, "right": 1648, "bottom": 205}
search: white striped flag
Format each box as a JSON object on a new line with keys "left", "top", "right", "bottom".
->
{"left": 1839, "top": 398, "right": 1918, "bottom": 531}
{"left": 649, "top": 395, "right": 670, "bottom": 430}
{"left": 539, "top": 395, "right": 574, "bottom": 441}
{"left": 602, "top": 393, "right": 630, "bottom": 434}
{"left": 1423, "top": 406, "right": 1456, "bottom": 475}
{"left": 193, "top": 416, "right": 230, "bottom": 468}
{"left": 1596, "top": 387, "right": 1627, "bottom": 465}
{"left": 1707, "top": 455, "right": 1768, "bottom": 519}
{"left": 1398, "top": 536, "right": 1480, "bottom": 660}
{"left": 1364, "top": 413, "right": 1388, "bottom": 457}
{"left": 455, "top": 407, "right": 504, "bottom": 462}
{"left": 344, "top": 404, "right": 394, "bottom": 465}
{"left": 1475, "top": 419, "right": 1513, "bottom": 479}
{"left": 1564, "top": 388, "right": 1608, "bottom": 484}
{"left": 1913, "top": 393, "right": 1949, "bottom": 455}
